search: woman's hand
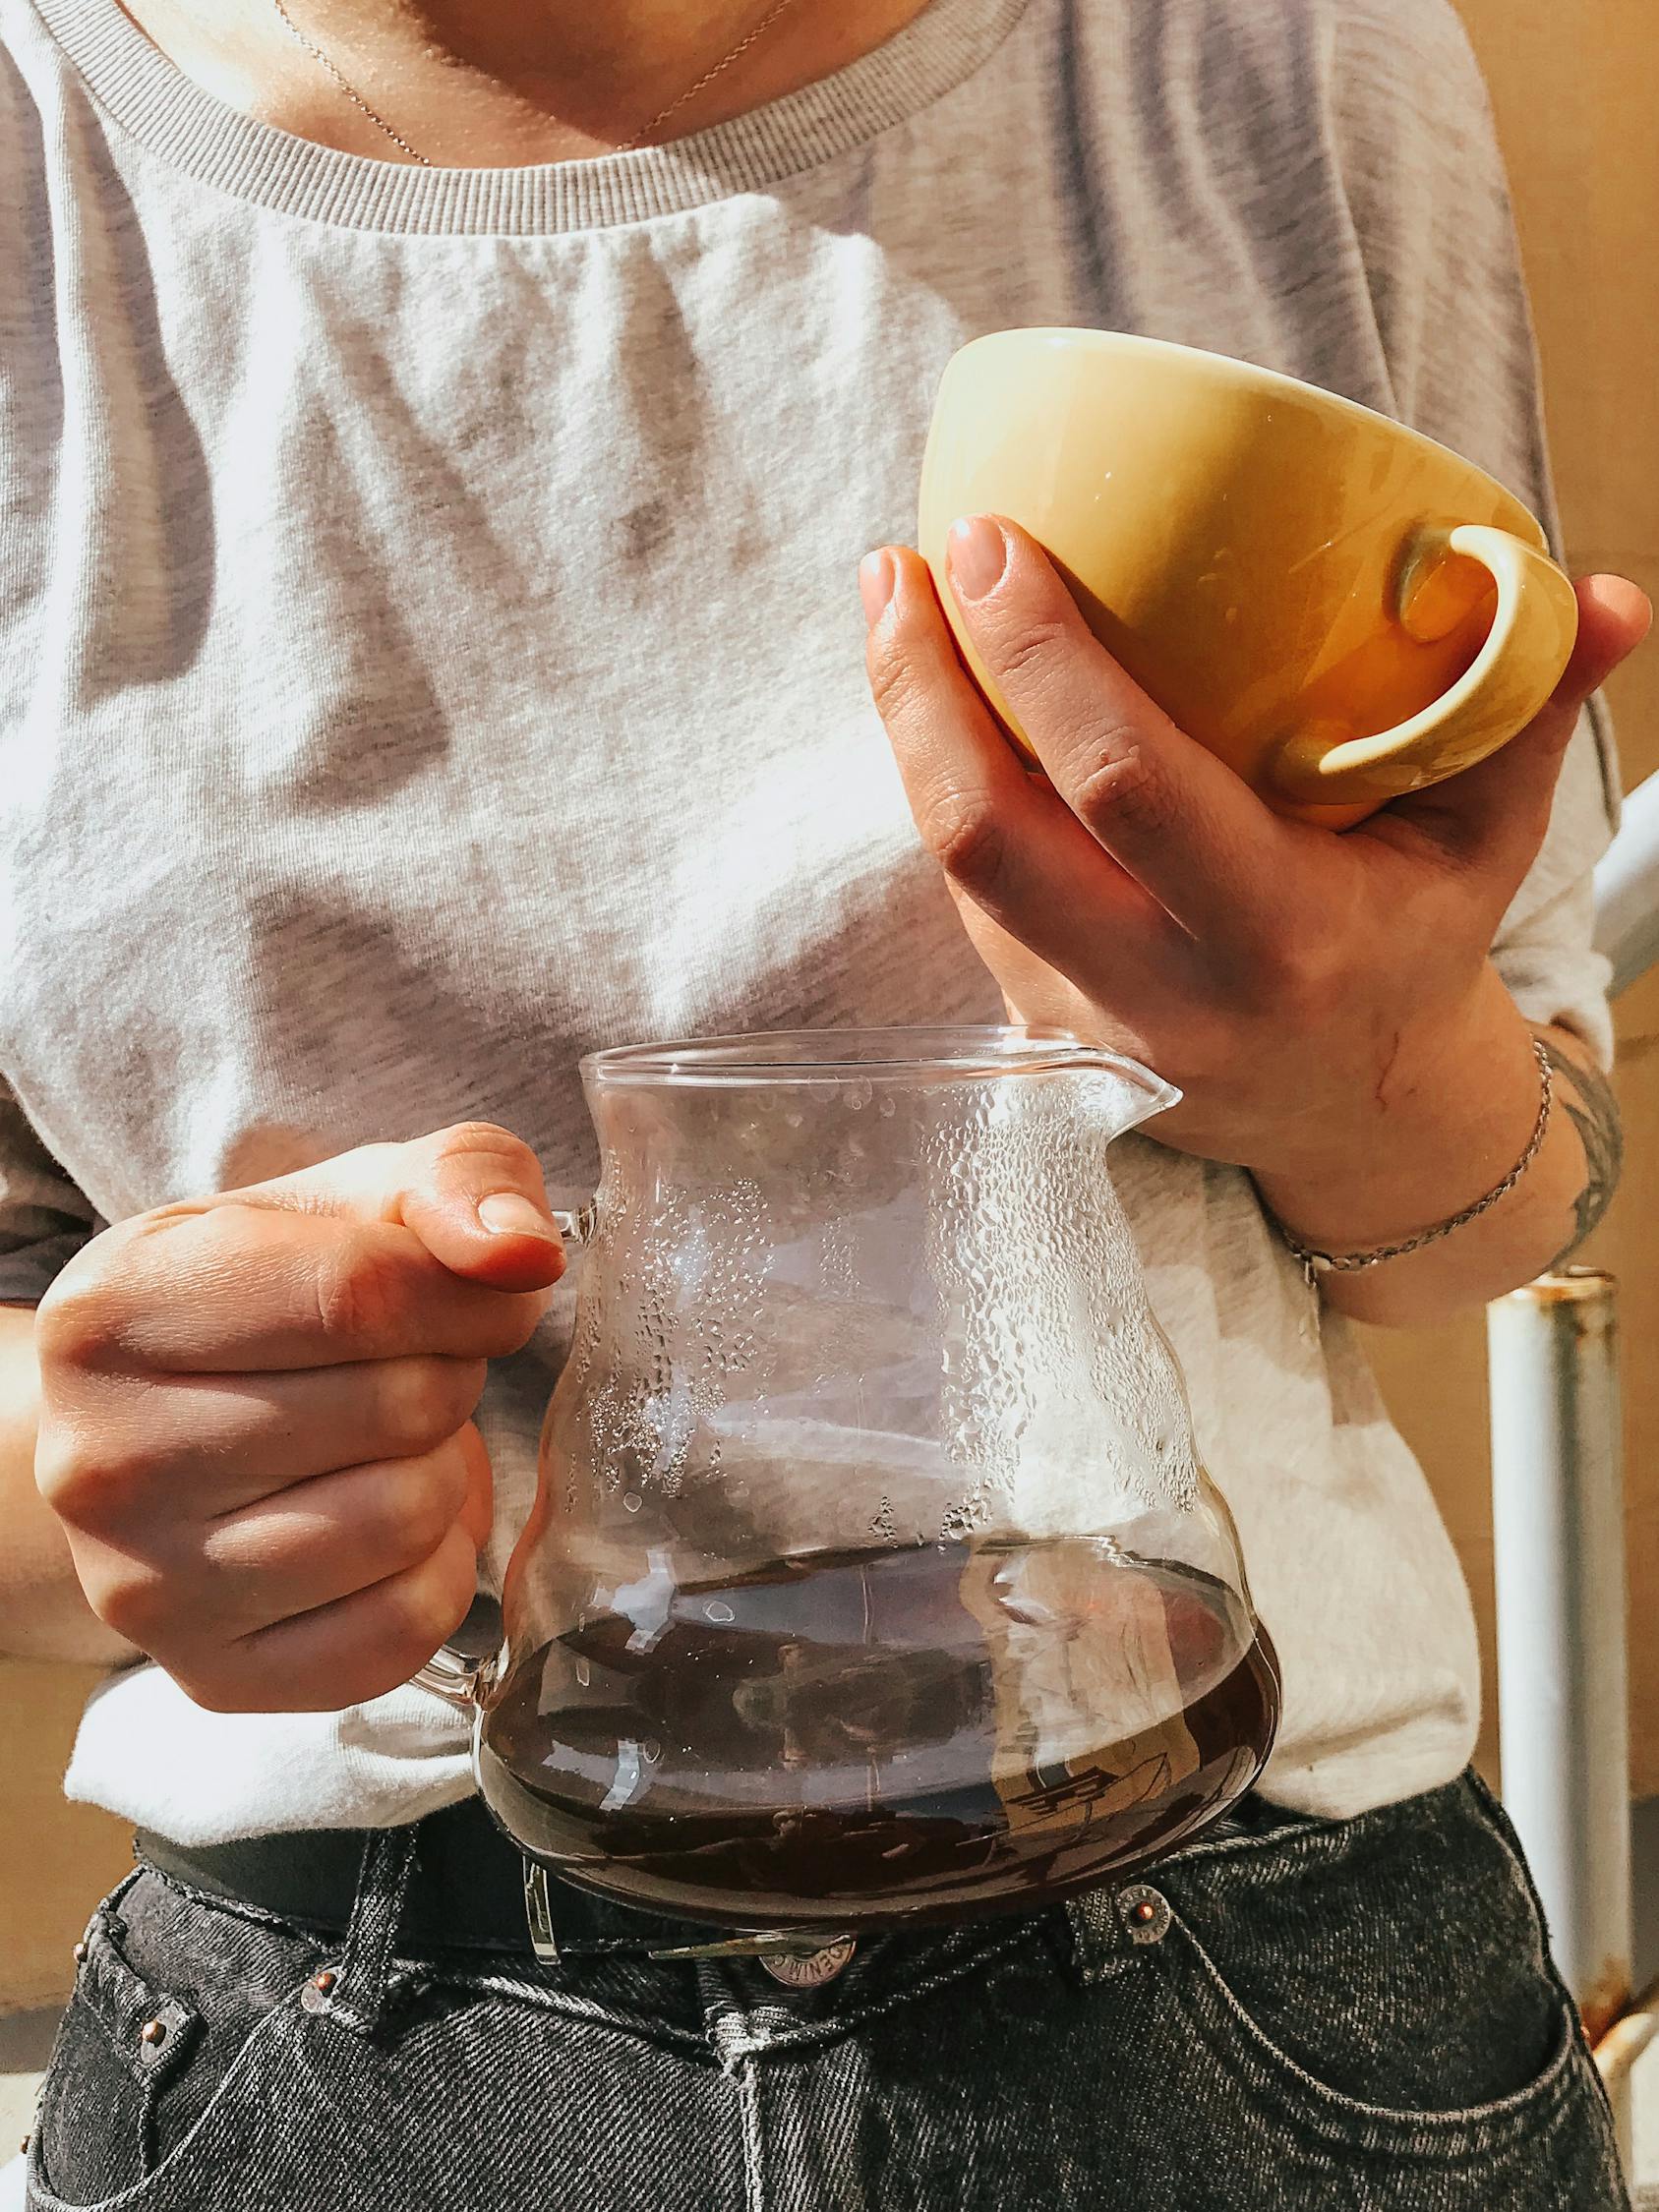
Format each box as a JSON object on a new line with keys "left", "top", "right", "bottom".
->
{"left": 860, "top": 516, "right": 1649, "bottom": 1311}
{"left": 33, "top": 1124, "right": 565, "bottom": 1711}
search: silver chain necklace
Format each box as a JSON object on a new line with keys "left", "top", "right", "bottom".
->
{"left": 268, "top": 0, "right": 807, "bottom": 167}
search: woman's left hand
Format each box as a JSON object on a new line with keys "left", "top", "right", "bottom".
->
{"left": 859, "top": 516, "right": 1648, "bottom": 1206}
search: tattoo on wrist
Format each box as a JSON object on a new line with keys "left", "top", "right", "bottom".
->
{"left": 1541, "top": 1038, "right": 1624, "bottom": 1271}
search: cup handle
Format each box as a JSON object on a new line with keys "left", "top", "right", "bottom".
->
{"left": 411, "top": 1196, "right": 597, "bottom": 1711}
{"left": 1268, "top": 524, "right": 1579, "bottom": 811}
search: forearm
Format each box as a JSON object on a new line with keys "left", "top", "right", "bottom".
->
{"left": 1253, "top": 964, "right": 1618, "bottom": 1327}
{"left": 0, "top": 1303, "right": 137, "bottom": 1663}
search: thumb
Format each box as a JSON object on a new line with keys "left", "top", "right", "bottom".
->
{"left": 395, "top": 1122, "right": 569, "bottom": 1291}
{"left": 214, "top": 1121, "right": 568, "bottom": 1294}
{"left": 1388, "top": 573, "right": 1651, "bottom": 881}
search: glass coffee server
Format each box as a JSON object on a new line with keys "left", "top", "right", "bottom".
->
{"left": 421, "top": 1028, "right": 1278, "bottom": 1967}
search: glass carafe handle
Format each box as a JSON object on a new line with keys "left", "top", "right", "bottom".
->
{"left": 411, "top": 1196, "right": 597, "bottom": 1711}
{"left": 411, "top": 1589, "right": 504, "bottom": 1710}
{"left": 548, "top": 1202, "right": 598, "bottom": 1250}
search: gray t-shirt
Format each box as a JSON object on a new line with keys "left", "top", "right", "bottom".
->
{"left": 0, "top": 0, "right": 1617, "bottom": 1842}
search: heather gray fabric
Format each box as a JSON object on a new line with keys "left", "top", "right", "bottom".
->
{"left": 0, "top": 0, "right": 1618, "bottom": 1838}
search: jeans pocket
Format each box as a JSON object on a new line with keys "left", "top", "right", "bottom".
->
{"left": 1163, "top": 1905, "right": 1592, "bottom": 2165}
{"left": 31, "top": 1887, "right": 161, "bottom": 2207}
{"left": 30, "top": 1873, "right": 319, "bottom": 2211}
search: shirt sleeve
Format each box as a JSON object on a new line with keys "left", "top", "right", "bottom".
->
{"left": 0, "top": 1077, "right": 102, "bottom": 1306}
{"left": 1329, "top": 0, "right": 1619, "bottom": 1069}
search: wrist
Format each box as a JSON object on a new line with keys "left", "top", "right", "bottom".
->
{"left": 1252, "top": 966, "right": 1543, "bottom": 1253}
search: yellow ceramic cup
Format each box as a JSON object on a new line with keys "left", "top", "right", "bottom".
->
{"left": 918, "top": 328, "right": 1579, "bottom": 827}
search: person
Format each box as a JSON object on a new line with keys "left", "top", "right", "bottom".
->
{"left": 0, "top": 0, "right": 1648, "bottom": 2203}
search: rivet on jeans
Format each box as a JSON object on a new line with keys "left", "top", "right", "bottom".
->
{"left": 300, "top": 1964, "right": 342, "bottom": 2015}
{"left": 72, "top": 1941, "right": 87, "bottom": 1964}
{"left": 759, "top": 1938, "right": 857, "bottom": 1988}
{"left": 139, "top": 2018, "right": 166, "bottom": 2047}
{"left": 1116, "top": 1883, "right": 1172, "bottom": 1945}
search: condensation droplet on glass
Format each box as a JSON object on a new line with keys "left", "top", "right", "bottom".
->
{"left": 622, "top": 1491, "right": 643, "bottom": 1513}
{"left": 642, "top": 1738, "right": 662, "bottom": 1764}
{"left": 704, "top": 1601, "right": 735, "bottom": 1624}
{"left": 878, "top": 1093, "right": 896, "bottom": 1117}
{"left": 574, "top": 1657, "right": 591, "bottom": 1687}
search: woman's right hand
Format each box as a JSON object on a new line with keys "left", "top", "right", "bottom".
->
{"left": 32, "top": 1123, "right": 566, "bottom": 1713}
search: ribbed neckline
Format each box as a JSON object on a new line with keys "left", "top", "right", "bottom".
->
{"left": 28, "top": 0, "right": 1031, "bottom": 234}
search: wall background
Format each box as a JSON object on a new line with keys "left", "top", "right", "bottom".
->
{"left": 1366, "top": 0, "right": 1659, "bottom": 1798}
{"left": 2, "top": 0, "right": 1655, "bottom": 2013}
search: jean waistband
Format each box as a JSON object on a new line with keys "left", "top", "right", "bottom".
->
{"left": 135, "top": 1788, "right": 1307, "bottom": 1968}
{"left": 137, "top": 1797, "right": 692, "bottom": 1960}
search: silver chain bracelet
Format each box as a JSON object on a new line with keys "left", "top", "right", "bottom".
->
{"left": 1276, "top": 1036, "right": 1555, "bottom": 1290}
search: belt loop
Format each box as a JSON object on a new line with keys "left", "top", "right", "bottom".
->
{"left": 305, "top": 1822, "right": 422, "bottom": 2037}
{"left": 1065, "top": 1885, "right": 1122, "bottom": 1986}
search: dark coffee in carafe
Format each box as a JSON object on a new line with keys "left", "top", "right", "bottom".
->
{"left": 478, "top": 1534, "right": 1278, "bottom": 1931}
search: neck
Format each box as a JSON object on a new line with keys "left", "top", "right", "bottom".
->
{"left": 120, "top": 0, "right": 937, "bottom": 165}
{"left": 320, "top": 1, "right": 794, "bottom": 107}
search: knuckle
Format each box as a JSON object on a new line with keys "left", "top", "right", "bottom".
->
{"left": 382, "top": 1446, "right": 470, "bottom": 1565}
{"left": 334, "top": 1139, "right": 405, "bottom": 1182}
{"left": 994, "top": 614, "right": 1073, "bottom": 693}
{"left": 410, "top": 1452, "right": 471, "bottom": 1555}
{"left": 92, "top": 1564, "right": 174, "bottom": 1649}
{"left": 33, "top": 1264, "right": 118, "bottom": 1375}
{"left": 434, "top": 1121, "right": 540, "bottom": 1183}
{"left": 378, "top": 1357, "right": 481, "bottom": 1458}
{"left": 35, "top": 1426, "right": 160, "bottom": 1530}
{"left": 865, "top": 631, "right": 923, "bottom": 728}
{"left": 383, "top": 1543, "right": 475, "bottom": 1662}
{"left": 1260, "top": 918, "right": 1346, "bottom": 1021}
{"left": 311, "top": 1236, "right": 405, "bottom": 1351}
{"left": 450, "top": 1355, "right": 490, "bottom": 1416}
{"left": 31, "top": 1427, "right": 94, "bottom": 1520}
{"left": 1072, "top": 737, "right": 1177, "bottom": 844}
{"left": 480, "top": 1291, "right": 554, "bottom": 1360}
{"left": 169, "top": 1201, "right": 274, "bottom": 1280}
{"left": 918, "top": 786, "right": 1009, "bottom": 897}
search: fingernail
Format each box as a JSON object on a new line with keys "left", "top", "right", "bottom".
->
{"left": 947, "top": 515, "right": 1007, "bottom": 602}
{"left": 477, "top": 1193, "right": 559, "bottom": 1241}
{"left": 859, "top": 550, "right": 896, "bottom": 627}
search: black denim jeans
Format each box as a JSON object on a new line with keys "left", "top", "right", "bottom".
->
{"left": 28, "top": 1770, "right": 1628, "bottom": 2211}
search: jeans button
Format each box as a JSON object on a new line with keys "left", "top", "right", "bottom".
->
{"left": 760, "top": 1938, "right": 857, "bottom": 1987}
{"left": 1116, "top": 1884, "right": 1172, "bottom": 1944}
